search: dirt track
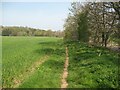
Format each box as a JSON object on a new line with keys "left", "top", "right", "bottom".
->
{"left": 61, "top": 47, "right": 69, "bottom": 89}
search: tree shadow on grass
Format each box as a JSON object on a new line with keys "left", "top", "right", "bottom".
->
{"left": 43, "top": 59, "right": 64, "bottom": 71}
{"left": 35, "top": 48, "right": 65, "bottom": 56}
{"left": 38, "top": 40, "right": 63, "bottom": 46}
{"left": 35, "top": 48, "right": 54, "bottom": 55}
{"left": 70, "top": 45, "right": 119, "bottom": 66}
{"left": 73, "top": 51, "right": 97, "bottom": 61}
{"left": 38, "top": 41, "right": 56, "bottom": 45}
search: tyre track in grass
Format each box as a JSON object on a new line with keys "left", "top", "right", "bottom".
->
{"left": 12, "top": 55, "right": 49, "bottom": 88}
{"left": 61, "top": 47, "right": 69, "bottom": 89}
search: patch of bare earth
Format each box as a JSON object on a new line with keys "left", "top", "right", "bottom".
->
{"left": 61, "top": 47, "right": 69, "bottom": 89}
{"left": 12, "top": 55, "right": 49, "bottom": 88}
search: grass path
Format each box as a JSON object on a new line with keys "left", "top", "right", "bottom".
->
{"left": 61, "top": 47, "right": 69, "bottom": 88}
{"left": 12, "top": 55, "right": 49, "bottom": 88}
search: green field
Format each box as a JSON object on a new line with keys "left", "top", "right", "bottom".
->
{"left": 67, "top": 42, "right": 119, "bottom": 88}
{"left": 2, "top": 36, "right": 119, "bottom": 88}
{"left": 2, "top": 36, "right": 65, "bottom": 88}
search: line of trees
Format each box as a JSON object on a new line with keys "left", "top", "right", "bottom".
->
{"left": 1, "top": 26, "right": 64, "bottom": 37}
{"left": 64, "top": 2, "right": 120, "bottom": 47}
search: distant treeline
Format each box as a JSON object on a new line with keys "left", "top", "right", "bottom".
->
{"left": 1, "top": 26, "right": 64, "bottom": 37}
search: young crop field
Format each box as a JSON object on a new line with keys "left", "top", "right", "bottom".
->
{"left": 2, "top": 36, "right": 65, "bottom": 88}
{"left": 2, "top": 36, "right": 119, "bottom": 88}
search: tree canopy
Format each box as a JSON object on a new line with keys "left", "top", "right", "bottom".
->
{"left": 64, "top": 2, "right": 120, "bottom": 47}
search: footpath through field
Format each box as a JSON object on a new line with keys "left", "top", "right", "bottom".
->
{"left": 12, "top": 55, "right": 49, "bottom": 88}
{"left": 61, "top": 47, "right": 69, "bottom": 88}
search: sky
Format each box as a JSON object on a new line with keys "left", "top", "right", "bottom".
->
{"left": 2, "top": 2, "right": 71, "bottom": 31}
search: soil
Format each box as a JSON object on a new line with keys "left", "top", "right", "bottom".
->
{"left": 61, "top": 47, "right": 69, "bottom": 89}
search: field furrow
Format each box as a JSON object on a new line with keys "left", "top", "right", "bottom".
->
{"left": 13, "top": 55, "right": 49, "bottom": 88}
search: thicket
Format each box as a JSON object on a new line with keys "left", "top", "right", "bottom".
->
{"left": 64, "top": 2, "right": 120, "bottom": 47}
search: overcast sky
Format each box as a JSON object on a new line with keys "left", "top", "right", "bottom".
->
{"left": 2, "top": 2, "right": 71, "bottom": 31}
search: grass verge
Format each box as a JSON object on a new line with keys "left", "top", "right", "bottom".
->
{"left": 67, "top": 42, "right": 119, "bottom": 88}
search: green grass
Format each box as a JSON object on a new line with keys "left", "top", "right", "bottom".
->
{"left": 2, "top": 36, "right": 119, "bottom": 88}
{"left": 19, "top": 53, "right": 64, "bottom": 88}
{"left": 2, "top": 36, "right": 65, "bottom": 88}
{"left": 67, "top": 42, "right": 119, "bottom": 88}
{"left": 19, "top": 38, "right": 65, "bottom": 88}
